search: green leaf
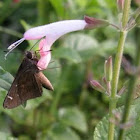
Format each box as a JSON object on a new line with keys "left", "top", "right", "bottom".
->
{"left": 63, "top": 33, "right": 98, "bottom": 51}
{"left": 0, "top": 66, "right": 14, "bottom": 84}
{"left": 46, "top": 123, "right": 80, "bottom": 140}
{"left": 0, "top": 88, "right": 7, "bottom": 111}
{"left": 0, "top": 79, "right": 11, "bottom": 91}
{"left": 62, "top": 33, "right": 99, "bottom": 61}
{"left": 0, "top": 66, "right": 13, "bottom": 90}
{"left": 59, "top": 107, "right": 87, "bottom": 133}
{"left": 0, "top": 131, "right": 17, "bottom": 140}
{"left": 53, "top": 47, "right": 82, "bottom": 63}
{"left": 93, "top": 101, "right": 140, "bottom": 140}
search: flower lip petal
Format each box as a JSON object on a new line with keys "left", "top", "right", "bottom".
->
{"left": 37, "top": 54, "right": 51, "bottom": 70}
{"left": 37, "top": 38, "right": 52, "bottom": 70}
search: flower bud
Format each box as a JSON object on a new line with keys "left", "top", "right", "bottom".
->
{"left": 90, "top": 80, "right": 106, "bottom": 93}
{"left": 128, "top": 7, "right": 140, "bottom": 28}
{"left": 84, "top": 16, "right": 110, "bottom": 29}
{"left": 117, "top": 86, "right": 126, "bottom": 96}
{"left": 134, "top": 0, "right": 140, "bottom": 6}
{"left": 104, "top": 56, "right": 112, "bottom": 81}
{"left": 117, "top": 0, "right": 124, "bottom": 13}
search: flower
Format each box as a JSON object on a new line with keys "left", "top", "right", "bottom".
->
{"left": 6, "top": 16, "right": 110, "bottom": 70}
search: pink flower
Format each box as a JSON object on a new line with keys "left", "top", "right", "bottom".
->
{"left": 6, "top": 16, "right": 109, "bottom": 70}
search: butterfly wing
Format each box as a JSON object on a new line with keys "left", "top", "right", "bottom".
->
{"left": 3, "top": 58, "right": 42, "bottom": 109}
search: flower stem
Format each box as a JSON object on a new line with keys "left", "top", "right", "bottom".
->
{"left": 108, "top": 0, "right": 132, "bottom": 139}
{"left": 122, "top": 0, "right": 131, "bottom": 28}
{"left": 117, "top": 29, "right": 140, "bottom": 140}
{"left": 108, "top": 31, "right": 127, "bottom": 140}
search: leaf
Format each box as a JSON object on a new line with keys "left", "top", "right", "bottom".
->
{"left": 61, "top": 33, "right": 99, "bottom": 61}
{"left": 0, "top": 66, "right": 13, "bottom": 90}
{"left": 0, "top": 131, "right": 17, "bottom": 140}
{"left": 53, "top": 47, "right": 82, "bottom": 63}
{"left": 93, "top": 101, "right": 140, "bottom": 140}
{"left": 46, "top": 123, "right": 80, "bottom": 140}
{"left": 59, "top": 107, "right": 87, "bottom": 133}
{"left": 0, "top": 79, "right": 11, "bottom": 91}
{"left": 0, "top": 88, "right": 7, "bottom": 112}
{"left": 0, "top": 66, "right": 14, "bottom": 84}
{"left": 62, "top": 33, "right": 98, "bottom": 52}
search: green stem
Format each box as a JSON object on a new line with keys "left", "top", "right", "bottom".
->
{"left": 118, "top": 29, "right": 140, "bottom": 140}
{"left": 108, "top": 0, "right": 132, "bottom": 139}
{"left": 108, "top": 31, "right": 127, "bottom": 140}
{"left": 122, "top": 0, "right": 131, "bottom": 28}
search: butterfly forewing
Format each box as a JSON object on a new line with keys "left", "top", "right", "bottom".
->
{"left": 3, "top": 51, "right": 53, "bottom": 109}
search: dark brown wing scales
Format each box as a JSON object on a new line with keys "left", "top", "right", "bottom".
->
{"left": 17, "top": 71, "right": 42, "bottom": 103}
{"left": 3, "top": 82, "right": 22, "bottom": 109}
{"left": 3, "top": 56, "right": 42, "bottom": 109}
{"left": 3, "top": 51, "right": 54, "bottom": 109}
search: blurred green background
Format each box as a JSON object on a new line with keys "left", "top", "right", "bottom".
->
{"left": 0, "top": 0, "right": 139, "bottom": 140}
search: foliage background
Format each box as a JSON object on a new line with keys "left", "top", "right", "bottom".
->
{"left": 0, "top": 0, "right": 139, "bottom": 140}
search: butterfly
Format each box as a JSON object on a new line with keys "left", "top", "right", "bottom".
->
{"left": 3, "top": 51, "right": 53, "bottom": 109}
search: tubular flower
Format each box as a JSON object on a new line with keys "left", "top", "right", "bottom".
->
{"left": 6, "top": 16, "right": 110, "bottom": 70}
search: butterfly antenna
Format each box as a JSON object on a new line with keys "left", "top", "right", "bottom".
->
{"left": 29, "top": 36, "right": 46, "bottom": 51}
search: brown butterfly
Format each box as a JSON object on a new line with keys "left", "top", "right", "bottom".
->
{"left": 3, "top": 51, "right": 53, "bottom": 109}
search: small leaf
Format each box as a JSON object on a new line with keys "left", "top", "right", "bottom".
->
{"left": 59, "top": 107, "right": 87, "bottom": 133}
{"left": 0, "top": 79, "right": 11, "bottom": 91}
{"left": 0, "top": 66, "right": 13, "bottom": 84}
{"left": 0, "top": 66, "right": 14, "bottom": 90}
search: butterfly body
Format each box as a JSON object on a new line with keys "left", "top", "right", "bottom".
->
{"left": 3, "top": 51, "right": 53, "bottom": 109}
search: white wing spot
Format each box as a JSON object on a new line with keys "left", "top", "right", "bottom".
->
{"left": 7, "top": 96, "right": 13, "bottom": 100}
